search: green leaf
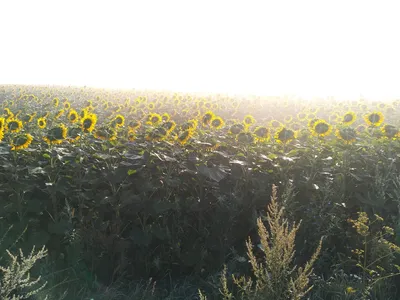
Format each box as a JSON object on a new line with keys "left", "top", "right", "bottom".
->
{"left": 127, "top": 169, "right": 137, "bottom": 175}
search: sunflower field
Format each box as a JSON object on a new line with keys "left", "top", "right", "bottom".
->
{"left": 1, "top": 85, "right": 400, "bottom": 299}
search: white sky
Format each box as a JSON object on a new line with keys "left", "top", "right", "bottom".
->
{"left": 1, "top": 0, "right": 400, "bottom": 100}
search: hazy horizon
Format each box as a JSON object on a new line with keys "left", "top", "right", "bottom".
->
{"left": 1, "top": 0, "right": 400, "bottom": 100}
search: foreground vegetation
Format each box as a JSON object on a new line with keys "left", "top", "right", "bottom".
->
{"left": 0, "top": 85, "right": 400, "bottom": 299}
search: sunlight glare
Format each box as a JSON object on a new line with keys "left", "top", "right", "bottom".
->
{"left": 1, "top": 0, "right": 400, "bottom": 100}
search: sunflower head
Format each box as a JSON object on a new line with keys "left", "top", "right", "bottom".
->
{"left": 162, "top": 113, "right": 171, "bottom": 122}
{"left": 114, "top": 114, "right": 125, "bottom": 127}
{"left": 146, "top": 127, "right": 168, "bottom": 142}
{"left": 81, "top": 113, "right": 97, "bottom": 133}
{"left": 274, "top": 127, "right": 296, "bottom": 144}
{"left": 128, "top": 120, "right": 141, "bottom": 131}
{"left": 312, "top": 120, "right": 332, "bottom": 137}
{"left": 147, "top": 102, "right": 155, "bottom": 110}
{"left": 253, "top": 126, "right": 270, "bottom": 142}
{"left": 269, "top": 120, "right": 283, "bottom": 128}
{"left": 147, "top": 113, "right": 162, "bottom": 126}
{"left": 177, "top": 129, "right": 193, "bottom": 145}
{"left": 37, "top": 117, "right": 46, "bottom": 129}
{"left": 63, "top": 101, "right": 71, "bottom": 110}
{"left": 243, "top": 115, "right": 256, "bottom": 127}
{"left": 127, "top": 129, "right": 136, "bottom": 142}
{"left": 342, "top": 112, "right": 356, "bottom": 125}
{"left": 210, "top": 116, "right": 224, "bottom": 129}
{"left": 94, "top": 126, "right": 118, "bottom": 141}
{"left": 55, "top": 109, "right": 64, "bottom": 119}
{"left": 229, "top": 123, "right": 244, "bottom": 135}
{"left": 68, "top": 109, "right": 79, "bottom": 123}
{"left": 364, "top": 112, "right": 384, "bottom": 127}
{"left": 201, "top": 111, "right": 215, "bottom": 127}
{"left": 44, "top": 124, "right": 67, "bottom": 144}
{"left": 237, "top": 131, "right": 255, "bottom": 144}
{"left": 11, "top": 133, "right": 33, "bottom": 151}
{"left": 67, "top": 126, "right": 82, "bottom": 142}
{"left": 308, "top": 118, "right": 320, "bottom": 131}
{"left": 336, "top": 127, "right": 357, "bottom": 144}
{"left": 162, "top": 120, "right": 176, "bottom": 134}
{"left": 53, "top": 98, "right": 59, "bottom": 107}
{"left": 284, "top": 115, "right": 293, "bottom": 123}
{"left": 6, "top": 117, "right": 23, "bottom": 133}
{"left": 22, "top": 114, "right": 34, "bottom": 124}
{"left": 181, "top": 119, "right": 198, "bottom": 131}
{"left": 297, "top": 112, "right": 307, "bottom": 121}
{"left": 381, "top": 124, "right": 399, "bottom": 139}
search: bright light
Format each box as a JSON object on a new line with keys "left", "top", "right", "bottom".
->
{"left": 1, "top": 0, "right": 400, "bottom": 100}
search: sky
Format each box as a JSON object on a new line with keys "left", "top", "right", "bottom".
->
{"left": 1, "top": 0, "right": 400, "bottom": 100}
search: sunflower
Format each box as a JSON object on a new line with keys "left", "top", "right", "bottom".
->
{"left": 147, "top": 113, "right": 162, "bottom": 126}
{"left": 146, "top": 127, "right": 168, "bottom": 142}
{"left": 41, "top": 111, "right": 50, "bottom": 119}
{"left": 177, "top": 129, "right": 193, "bottom": 145}
{"left": 181, "top": 119, "right": 198, "bottom": 131}
{"left": 4, "top": 108, "right": 12, "bottom": 117}
{"left": 269, "top": 120, "right": 283, "bottom": 128}
{"left": 53, "top": 97, "right": 59, "bottom": 107}
{"left": 85, "top": 100, "right": 93, "bottom": 108}
{"left": 6, "top": 117, "right": 23, "bottom": 133}
{"left": 381, "top": 124, "right": 399, "bottom": 139}
{"left": 67, "top": 126, "right": 82, "bottom": 142}
{"left": 43, "top": 124, "right": 67, "bottom": 144}
{"left": 147, "top": 102, "right": 156, "bottom": 110}
{"left": 80, "top": 108, "right": 89, "bottom": 119}
{"left": 229, "top": 123, "right": 244, "bottom": 135}
{"left": 297, "top": 112, "right": 307, "bottom": 121}
{"left": 342, "top": 112, "right": 356, "bottom": 126}
{"left": 68, "top": 109, "right": 79, "bottom": 123}
{"left": 237, "top": 131, "right": 255, "bottom": 144}
{"left": 274, "top": 127, "right": 296, "bottom": 144}
{"left": 10, "top": 133, "right": 33, "bottom": 151}
{"left": 0, "top": 118, "right": 6, "bottom": 130}
{"left": 0, "top": 129, "right": 4, "bottom": 142}
{"left": 55, "top": 109, "right": 64, "bottom": 119}
{"left": 162, "top": 120, "right": 176, "bottom": 134}
{"left": 37, "top": 117, "right": 46, "bottom": 129}
{"left": 94, "top": 126, "right": 118, "bottom": 141}
{"left": 201, "top": 111, "right": 215, "bottom": 127}
{"left": 113, "top": 114, "right": 125, "bottom": 127}
{"left": 336, "top": 127, "right": 357, "bottom": 144}
{"left": 127, "top": 129, "right": 136, "bottom": 142}
{"left": 312, "top": 120, "right": 332, "bottom": 137}
{"left": 128, "top": 120, "right": 141, "bottom": 131}
{"left": 289, "top": 122, "right": 302, "bottom": 131}
{"left": 364, "top": 112, "right": 384, "bottom": 127}
{"left": 253, "top": 126, "right": 270, "bottom": 142}
{"left": 284, "top": 115, "right": 293, "bottom": 123}
{"left": 81, "top": 113, "right": 97, "bottom": 133}
{"left": 63, "top": 101, "right": 71, "bottom": 110}
{"left": 377, "top": 103, "right": 386, "bottom": 110}
{"left": 356, "top": 124, "right": 366, "bottom": 133}
{"left": 162, "top": 113, "right": 171, "bottom": 122}
{"left": 243, "top": 115, "right": 256, "bottom": 127}
{"left": 210, "top": 116, "right": 224, "bottom": 129}
{"left": 307, "top": 118, "right": 320, "bottom": 131}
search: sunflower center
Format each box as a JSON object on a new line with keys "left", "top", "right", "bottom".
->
{"left": 344, "top": 114, "right": 353, "bottom": 122}
{"left": 368, "top": 113, "right": 380, "bottom": 123}
{"left": 315, "top": 123, "right": 329, "bottom": 134}
{"left": 83, "top": 119, "right": 93, "bottom": 129}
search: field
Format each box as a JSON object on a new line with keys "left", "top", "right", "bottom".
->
{"left": 0, "top": 84, "right": 400, "bottom": 299}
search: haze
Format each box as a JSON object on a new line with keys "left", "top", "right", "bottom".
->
{"left": 1, "top": 0, "right": 400, "bottom": 100}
